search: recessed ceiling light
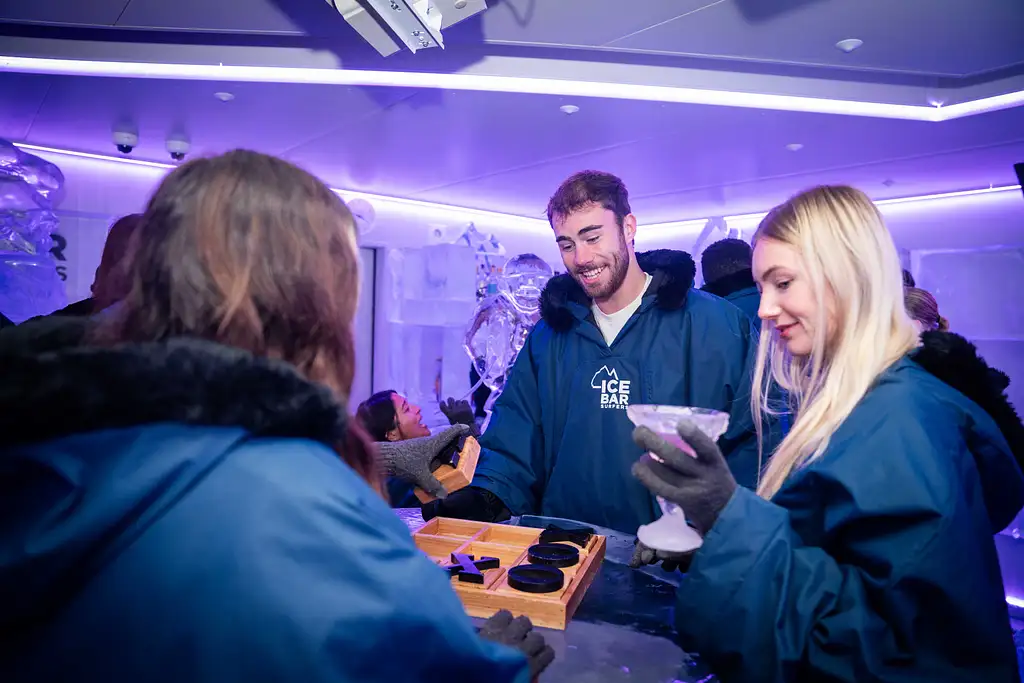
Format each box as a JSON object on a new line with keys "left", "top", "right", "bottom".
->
{"left": 559, "top": 104, "right": 580, "bottom": 115}
{"left": 882, "top": 179, "right": 896, "bottom": 187}
{"left": 785, "top": 143, "right": 804, "bottom": 151}
{"left": 214, "top": 91, "right": 235, "bottom": 102}
{"left": 835, "top": 38, "right": 863, "bottom": 53}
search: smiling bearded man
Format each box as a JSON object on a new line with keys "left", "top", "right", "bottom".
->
{"left": 423, "top": 170, "right": 773, "bottom": 535}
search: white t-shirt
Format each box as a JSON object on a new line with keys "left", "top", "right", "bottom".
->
{"left": 592, "top": 273, "right": 653, "bottom": 346}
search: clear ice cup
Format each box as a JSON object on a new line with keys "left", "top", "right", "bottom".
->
{"left": 626, "top": 405, "right": 730, "bottom": 553}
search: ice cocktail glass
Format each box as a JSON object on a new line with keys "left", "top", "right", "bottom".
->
{"left": 626, "top": 405, "right": 730, "bottom": 553}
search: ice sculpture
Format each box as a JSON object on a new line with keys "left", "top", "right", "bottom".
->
{"left": 464, "top": 254, "right": 553, "bottom": 413}
{"left": 452, "top": 222, "right": 506, "bottom": 299}
{"left": 0, "top": 138, "right": 67, "bottom": 323}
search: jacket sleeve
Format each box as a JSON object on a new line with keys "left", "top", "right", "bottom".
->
{"left": 219, "top": 441, "right": 531, "bottom": 683}
{"left": 674, "top": 403, "right": 1017, "bottom": 683}
{"left": 471, "top": 327, "right": 548, "bottom": 515}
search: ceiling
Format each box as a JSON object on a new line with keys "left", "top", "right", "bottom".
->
{"left": 1, "top": 0, "right": 1023, "bottom": 225}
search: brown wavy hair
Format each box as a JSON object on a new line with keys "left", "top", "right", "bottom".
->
{"left": 92, "top": 213, "right": 143, "bottom": 312}
{"left": 94, "top": 149, "right": 380, "bottom": 491}
{"left": 904, "top": 287, "right": 949, "bottom": 331}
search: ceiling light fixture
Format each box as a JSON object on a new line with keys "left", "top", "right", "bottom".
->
{"left": 835, "top": 38, "right": 864, "bottom": 54}
{"left": 213, "top": 91, "right": 235, "bottom": 102}
{"left": 785, "top": 143, "right": 804, "bottom": 151}
{"left": 14, "top": 141, "right": 1022, "bottom": 237}
{"left": 4, "top": 55, "right": 1023, "bottom": 122}
{"left": 559, "top": 104, "right": 580, "bottom": 115}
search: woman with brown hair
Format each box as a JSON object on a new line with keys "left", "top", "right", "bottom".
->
{"left": 0, "top": 150, "right": 550, "bottom": 683}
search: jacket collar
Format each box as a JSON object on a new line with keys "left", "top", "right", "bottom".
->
{"left": 539, "top": 249, "right": 696, "bottom": 333}
{"left": 0, "top": 317, "right": 350, "bottom": 451}
{"left": 913, "top": 331, "right": 1024, "bottom": 472}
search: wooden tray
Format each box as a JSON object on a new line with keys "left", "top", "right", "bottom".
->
{"left": 412, "top": 517, "right": 606, "bottom": 630}
{"left": 414, "top": 435, "right": 481, "bottom": 504}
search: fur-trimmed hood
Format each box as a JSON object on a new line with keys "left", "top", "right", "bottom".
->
{"left": 702, "top": 268, "right": 757, "bottom": 299}
{"left": 540, "top": 249, "right": 696, "bottom": 332}
{"left": 0, "top": 317, "right": 350, "bottom": 451}
{"left": 0, "top": 317, "right": 360, "bottom": 645}
{"left": 913, "top": 331, "right": 1024, "bottom": 475}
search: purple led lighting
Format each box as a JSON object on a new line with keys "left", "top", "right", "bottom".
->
{"left": 14, "top": 142, "right": 176, "bottom": 170}
{"left": 14, "top": 142, "right": 550, "bottom": 232}
{"left": 643, "top": 185, "right": 1024, "bottom": 237}
{"left": 17, "top": 142, "right": 1023, "bottom": 236}
{"left": 3, "top": 55, "right": 1023, "bottom": 121}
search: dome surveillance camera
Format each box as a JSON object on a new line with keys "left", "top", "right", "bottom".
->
{"left": 112, "top": 130, "right": 139, "bottom": 155}
{"left": 166, "top": 137, "right": 191, "bottom": 162}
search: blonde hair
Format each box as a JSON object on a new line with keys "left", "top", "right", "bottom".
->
{"left": 752, "top": 186, "right": 920, "bottom": 499}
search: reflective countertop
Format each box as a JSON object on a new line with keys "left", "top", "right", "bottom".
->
{"left": 394, "top": 508, "right": 717, "bottom": 683}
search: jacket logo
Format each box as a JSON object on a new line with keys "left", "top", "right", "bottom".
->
{"left": 591, "top": 366, "right": 630, "bottom": 410}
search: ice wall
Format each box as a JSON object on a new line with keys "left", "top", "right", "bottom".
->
{"left": 913, "top": 245, "right": 1024, "bottom": 603}
{"left": 379, "top": 243, "right": 478, "bottom": 427}
{"left": 913, "top": 246, "right": 1024, "bottom": 423}
{"left": 0, "top": 139, "right": 67, "bottom": 322}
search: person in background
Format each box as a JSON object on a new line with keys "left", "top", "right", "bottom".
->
{"left": 0, "top": 150, "right": 551, "bottom": 683}
{"left": 631, "top": 185, "right": 1024, "bottom": 682}
{"left": 905, "top": 286, "right": 949, "bottom": 334}
{"left": 700, "top": 238, "right": 760, "bottom": 323}
{"left": 42, "top": 213, "right": 142, "bottom": 318}
{"left": 356, "top": 390, "right": 478, "bottom": 506}
{"left": 425, "top": 170, "right": 767, "bottom": 534}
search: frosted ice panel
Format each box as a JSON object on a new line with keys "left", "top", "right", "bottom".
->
{"left": 421, "top": 243, "right": 476, "bottom": 302}
{"left": 916, "top": 248, "right": 1024, "bottom": 340}
{"left": 441, "top": 326, "right": 471, "bottom": 404}
{"left": 385, "top": 245, "right": 477, "bottom": 326}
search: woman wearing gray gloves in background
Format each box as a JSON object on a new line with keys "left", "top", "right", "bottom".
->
{"left": 357, "top": 392, "right": 479, "bottom": 505}
{"left": 630, "top": 185, "right": 1024, "bottom": 682}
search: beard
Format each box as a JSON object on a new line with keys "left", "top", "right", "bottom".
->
{"left": 573, "top": 232, "right": 630, "bottom": 302}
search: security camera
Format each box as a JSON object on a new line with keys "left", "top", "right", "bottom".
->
{"left": 166, "top": 137, "right": 191, "bottom": 162}
{"left": 112, "top": 129, "right": 138, "bottom": 155}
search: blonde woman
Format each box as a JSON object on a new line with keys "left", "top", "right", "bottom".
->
{"left": 630, "top": 186, "right": 1024, "bottom": 681}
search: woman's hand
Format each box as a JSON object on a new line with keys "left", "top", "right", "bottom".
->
{"left": 478, "top": 610, "right": 555, "bottom": 679}
{"left": 440, "top": 397, "right": 480, "bottom": 436}
{"left": 376, "top": 424, "right": 470, "bottom": 499}
{"left": 631, "top": 420, "right": 738, "bottom": 539}
{"left": 628, "top": 538, "right": 695, "bottom": 572}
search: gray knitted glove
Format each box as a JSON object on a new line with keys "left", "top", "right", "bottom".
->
{"left": 628, "top": 538, "right": 694, "bottom": 572}
{"left": 376, "top": 424, "right": 470, "bottom": 500}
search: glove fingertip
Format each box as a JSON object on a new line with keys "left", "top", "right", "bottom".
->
{"left": 533, "top": 645, "right": 556, "bottom": 675}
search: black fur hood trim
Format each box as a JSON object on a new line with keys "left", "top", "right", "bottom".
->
{"left": 0, "top": 318, "right": 349, "bottom": 450}
{"left": 702, "top": 268, "right": 757, "bottom": 299}
{"left": 540, "top": 249, "right": 696, "bottom": 332}
{"left": 913, "top": 331, "right": 1024, "bottom": 471}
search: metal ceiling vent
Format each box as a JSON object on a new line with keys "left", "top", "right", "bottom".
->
{"left": 327, "top": 0, "right": 488, "bottom": 56}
